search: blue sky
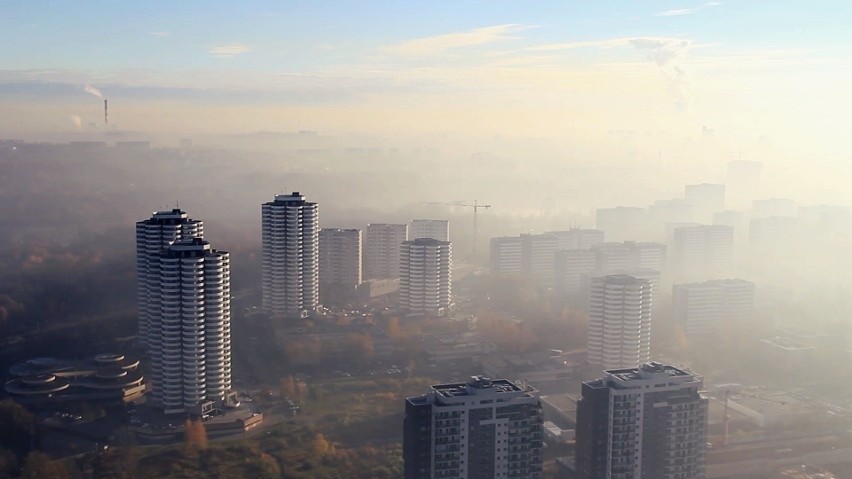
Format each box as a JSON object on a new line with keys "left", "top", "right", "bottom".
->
{"left": 1, "top": 1, "right": 851, "bottom": 139}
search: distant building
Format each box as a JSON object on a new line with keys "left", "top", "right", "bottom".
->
{"left": 672, "top": 279, "right": 756, "bottom": 336}
{"left": 555, "top": 249, "right": 597, "bottom": 295}
{"left": 671, "top": 224, "right": 733, "bottom": 281}
{"left": 649, "top": 199, "right": 696, "bottom": 236}
{"left": 752, "top": 198, "right": 797, "bottom": 219}
{"left": 404, "top": 376, "right": 543, "bottom": 479}
{"left": 575, "top": 362, "right": 708, "bottom": 479}
{"left": 410, "top": 219, "right": 449, "bottom": 242}
{"left": 399, "top": 238, "right": 452, "bottom": 316}
{"left": 488, "top": 233, "right": 559, "bottom": 285}
{"left": 750, "top": 216, "right": 798, "bottom": 253}
{"left": 595, "top": 206, "right": 647, "bottom": 242}
{"left": 136, "top": 209, "right": 203, "bottom": 347}
{"left": 546, "top": 229, "right": 605, "bottom": 250}
{"left": 626, "top": 241, "right": 668, "bottom": 272}
{"left": 363, "top": 223, "right": 408, "bottom": 280}
{"left": 261, "top": 192, "right": 320, "bottom": 318}
{"left": 587, "top": 275, "right": 652, "bottom": 370}
{"left": 490, "top": 236, "right": 524, "bottom": 275}
{"left": 319, "top": 228, "right": 362, "bottom": 304}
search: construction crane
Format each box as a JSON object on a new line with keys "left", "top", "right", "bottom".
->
{"left": 425, "top": 200, "right": 492, "bottom": 260}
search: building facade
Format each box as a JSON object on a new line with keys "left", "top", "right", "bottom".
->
{"left": 671, "top": 224, "right": 734, "bottom": 282}
{"left": 261, "top": 192, "right": 320, "bottom": 318}
{"left": 673, "top": 279, "right": 756, "bottom": 336}
{"left": 319, "top": 228, "right": 362, "bottom": 304}
{"left": 489, "top": 236, "right": 524, "bottom": 276}
{"left": 364, "top": 223, "right": 408, "bottom": 279}
{"left": 136, "top": 209, "right": 203, "bottom": 346}
{"left": 595, "top": 206, "right": 648, "bottom": 242}
{"left": 587, "top": 275, "right": 652, "bottom": 370}
{"left": 399, "top": 238, "right": 452, "bottom": 316}
{"left": 575, "top": 362, "right": 708, "bottom": 479}
{"left": 149, "top": 238, "right": 233, "bottom": 414}
{"left": 404, "top": 376, "right": 543, "bottom": 479}
{"left": 410, "top": 219, "right": 450, "bottom": 242}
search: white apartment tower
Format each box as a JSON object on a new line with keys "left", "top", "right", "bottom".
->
{"left": 410, "top": 219, "right": 449, "bottom": 241}
{"left": 673, "top": 279, "right": 756, "bottom": 336}
{"left": 261, "top": 192, "right": 319, "bottom": 318}
{"left": 399, "top": 238, "right": 452, "bottom": 316}
{"left": 671, "top": 224, "right": 734, "bottom": 281}
{"left": 136, "top": 209, "right": 203, "bottom": 347}
{"left": 318, "top": 228, "right": 362, "bottom": 303}
{"left": 587, "top": 275, "right": 652, "bottom": 370}
{"left": 490, "top": 236, "right": 524, "bottom": 275}
{"left": 363, "top": 223, "right": 408, "bottom": 279}
{"left": 149, "top": 238, "right": 232, "bottom": 414}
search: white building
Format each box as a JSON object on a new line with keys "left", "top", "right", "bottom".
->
{"left": 399, "top": 238, "right": 453, "bottom": 316}
{"left": 547, "top": 229, "right": 605, "bottom": 250}
{"left": 136, "top": 209, "right": 203, "bottom": 347}
{"left": 587, "top": 275, "right": 652, "bottom": 370}
{"left": 410, "top": 219, "right": 449, "bottom": 241}
{"left": 672, "top": 278, "right": 755, "bottom": 336}
{"left": 363, "top": 223, "right": 408, "bottom": 280}
{"left": 149, "top": 238, "right": 232, "bottom": 414}
{"left": 318, "top": 228, "right": 362, "bottom": 304}
{"left": 261, "top": 192, "right": 320, "bottom": 318}
{"left": 671, "top": 224, "right": 734, "bottom": 281}
{"left": 490, "top": 236, "right": 524, "bottom": 275}
{"left": 555, "top": 249, "right": 597, "bottom": 295}
{"left": 626, "top": 241, "right": 667, "bottom": 272}
{"left": 575, "top": 363, "right": 708, "bottom": 479}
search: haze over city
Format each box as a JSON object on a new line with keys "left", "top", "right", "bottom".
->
{"left": 1, "top": 2, "right": 852, "bottom": 479}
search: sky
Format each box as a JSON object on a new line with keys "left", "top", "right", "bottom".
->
{"left": 1, "top": 1, "right": 851, "bottom": 144}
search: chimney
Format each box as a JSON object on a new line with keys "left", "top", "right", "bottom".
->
{"left": 104, "top": 99, "right": 108, "bottom": 126}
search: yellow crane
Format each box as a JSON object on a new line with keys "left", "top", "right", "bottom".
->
{"left": 425, "top": 200, "right": 492, "bottom": 260}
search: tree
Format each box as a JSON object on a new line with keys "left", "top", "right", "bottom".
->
{"left": 183, "top": 419, "right": 208, "bottom": 450}
{"left": 311, "top": 433, "right": 334, "bottom": 457}
{"left": 280, "top": 375, "right": 297, "bottom": 399}
{"left": 20, "top": 451, "right": 69, "bottom": 479}
{"left": 0, "top": 400, "right": 34, "bottom": 460}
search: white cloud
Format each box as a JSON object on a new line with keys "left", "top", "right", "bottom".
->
{"left": 209, "top": 43, "right": 253, "bottom": 57}
{"left": 656, "top": 2, "right": 722, "bottom": 17}
{"left": 383, "top": 24, "right": 530, "bottom": 57}
{"left": 149, "top": 31, "right": 171, "bottom": 37}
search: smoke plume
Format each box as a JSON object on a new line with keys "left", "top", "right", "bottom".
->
{"left": 70, "top": 115, "right": 83, "bottom": 131}
{"left": 83, "top": 84, "right": 103, "bottom": 98}
{"left": 629, "top": 38, "right": 692, "bottom": 111}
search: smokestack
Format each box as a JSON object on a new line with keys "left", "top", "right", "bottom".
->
{"left": 104, "top": 99, "right": 108, "bottom": 126}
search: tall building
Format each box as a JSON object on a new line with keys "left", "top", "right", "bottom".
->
{"left": 364, "top": 223, "right": 408, "bottom": 279}
{"left": 686, "top": 183, "right": 726, "bottom": 223}
{"left": 318, "top": 228, "right": 362, "bottom": 304}
{"left": 587, "top": 275, "right": 652, "bottom": 370}
{"left": 136, "top": 209, "right": 203, "bottom": 346}
{"left": 399, "top": 238, "right": 452, "bottom": 316}
{"left": 555, "top": 249, "right": 597, "bottom": 296}
{"left": 547, "top": 229, "right": 605, "bottom": 250}
{"left": 490, "top": 236, "right": 524, "bottom": 275}
{"left": 575, "top": 362, "right": 708, "bottom": 479}
{"left": 673, "top": 279, "right": 756, "bottom": 336}
{"left": 596, "top": 206, "right": 647, "bottom": 242}
{"left": 626, "top": 241, "right": 667, "bottom": 272}
{"left": 148, "top": 238, "right": 233, "bottom": 414}
{"left": 649, "top": 199, "right": 696, "bottom": 237}
{"left": 261, "top": 192, "right": 320, "bottom": 318}
{"left": 410, "top": 219, "right": 450, "bottom": 241}
{"left": 404, "top": 376, "right": 543, "bottom": 479}
{"left": 671, "top": 224, "right": 733, "bottom": 281}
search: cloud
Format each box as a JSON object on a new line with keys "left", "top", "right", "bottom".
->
{"left": 383, "top": 24, "right": 530, "bottom": 57}
{"left": 149, "top": 31, "right": 171, "bottom": 37}
{"left": 656, "top": 2, "right": 722, "bottom": 17}
{"left": 208, "top": 43, "right": 252, "bottom": 57}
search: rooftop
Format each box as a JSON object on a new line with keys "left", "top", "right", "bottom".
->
{"left": 432, "top": 376, "right": 522, "bottom": 398}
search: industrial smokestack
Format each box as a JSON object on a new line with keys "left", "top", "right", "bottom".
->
{"left": 104, "top": 99, "right": 108, "bottom": 126}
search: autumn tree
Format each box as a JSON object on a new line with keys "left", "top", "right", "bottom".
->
{"left": 280, "top": 375, "right": 297, "bottom": 398}
{"left": 183, "top": 418, "right": 208, "bottom": 450}
{"left": 20, "top": 451, "right": 70, "bottom": 479}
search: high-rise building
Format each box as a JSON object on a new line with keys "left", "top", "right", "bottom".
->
{"left": 404, "top": 376, "right": 543, "bottom": 479}
{"left": 673, "top": 279, "right": 756, "bottom": 336}
{"left": 490, "top": 236, "right": 524, "bottom": 275}
{"left": 671, "top": 224, "right": 733, "bottom": 281}
{"left": 649, "top": 199, "right": 696, "bottom": 237}
{"left": 261, "top": 192, "right": 319, "bottom": 318}
{"left": 363, "top": 223, "right": 408, "bottom": 280}
{"left": 596, "top": 206, "right": 647, "bottom": 242}
{"left": 148, "top": 238, "right": 233, "bottom": 414}
{"left": 752, "top": 198, "right": 797, "bottom": 219}
{"left": 319, "top": 228, "right": 362, "bottom": 304}
{"left": 555, "top": 249, "right": 597, "bottom": 296}
{"left": 626, "top": 241, "right": 667, "bottom": 272}
{"left": 686, "top": 183, "right": 726, "bottom": 224}
{"left": 521, "top": 233, "right": 560, "bottom": 285}
{"left": 410, "top": 219, "right": 450, "bottom": 241}
{"left": 547, "top": 229, "right": 605, "bottom": 250}
{"left": 400, "top": 238, "right": 452, "bottom": 316}
{"left": 575, "top": 362, "right": 708, "bottom": 479}
{"left": 136, "top": 209, "right": 203, "bottom": 346}
{"left": 587, "top": 275, "right": 652, "bottom": 370}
